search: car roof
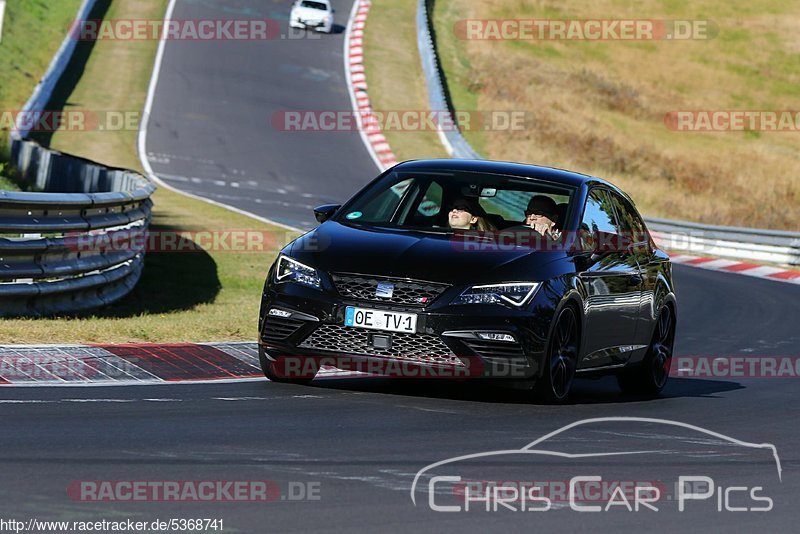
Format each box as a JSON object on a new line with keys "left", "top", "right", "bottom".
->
{"left": 394, "top": 158, "right": 608, "bottom": 187}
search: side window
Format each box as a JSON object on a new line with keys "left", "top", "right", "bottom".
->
{"left": 579, "top": 189, "right": 618, "bottom": 251}
{"left": 609, "top": 193, "right": 650, "bottom": 249}
{"left": 350, "top": 178, "right": 412, "bottom": 223}
{"left": 401, "top": 180, "right": 442, "bottom": 226}
{"left": 417, "top": 181, "right": 442, "bottom": 217}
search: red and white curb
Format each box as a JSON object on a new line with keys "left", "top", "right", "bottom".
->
{"left": 345, "top": 0, "right": 398, "bottom": 172}
{"left": 0, "top": 343, "right": 360, "bottom": 386}
{"left": 668, "top": 254, "right": 800, "bottom": 284}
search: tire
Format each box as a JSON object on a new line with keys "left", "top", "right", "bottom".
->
{"left": 533, "top": 305, "right": 579, "bottom": 404}
{"left": 259, "top": 348, "right": 319, "bottom": 384}
{"left": 617, "top": 305, "right": 675, "bottom": 396}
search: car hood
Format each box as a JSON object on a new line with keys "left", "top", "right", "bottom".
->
{"left": 288, "top": 222, "right": 567, "bottom": 286}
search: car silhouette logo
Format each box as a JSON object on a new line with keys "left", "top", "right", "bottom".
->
{"left": 410, "top": 417, "right": 783, "bottom": 506}
{"left": 375, "top": 282, "right": 394, "bottom": 299}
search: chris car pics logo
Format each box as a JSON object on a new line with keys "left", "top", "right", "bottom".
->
{"left": 411, "top": 417, "right": 781, "bottom": 513}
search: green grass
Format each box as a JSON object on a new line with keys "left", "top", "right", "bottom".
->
{"left": 0, "top": 169, "right": 19, "bottom": 190}
{"left": 0, "top": 186, "right": 295, "bottom": 343}
{"left": 427, "top": 0, "right": 800, "bottom": 229}
{"left": 0, "top": 0, "right": 294, "bottom": 343}
{"left": 429, "top": 0, "right": 485, "bottom": 154}
{"left": 363, "top": 0, "right": 448, "bottom": 161}
{"left": 0, "top": 0, "right": 83, "bottom": 162}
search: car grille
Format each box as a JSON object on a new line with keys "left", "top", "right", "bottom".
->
{"left": 330, "top": 273, "right": 449, "bottom": 307}
{"left": 461, "top": 339, "right": 526, "bottom": 360}
{"left": 298, "top": 324, "right": 464, "bottom": 366}
{"left": 261, "top": 316, "right": 306, "bottom": 342}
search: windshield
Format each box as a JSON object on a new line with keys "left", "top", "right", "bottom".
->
{"left": 300, "top": 1, "right": 328, "bottom": 10}
{"left": 337, "top": 170, "right": 575, "bottom": 232}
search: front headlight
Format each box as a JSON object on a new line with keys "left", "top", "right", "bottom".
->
{"left": 274, "top": 255, "right": 321, "bottom": 289}
{"left": 453, "top": 282, "right": 540, "bottom": 307}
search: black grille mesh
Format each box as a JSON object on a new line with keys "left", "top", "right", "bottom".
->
{"left": 330, "top": 274, "right": 449, "bottom": 307}
{"left": 299, "top": 324, "right": 463, "bottom": 366}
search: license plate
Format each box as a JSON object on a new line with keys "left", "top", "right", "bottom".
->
{"left": 344, "top": 306, "right": 417, "bottom": 334}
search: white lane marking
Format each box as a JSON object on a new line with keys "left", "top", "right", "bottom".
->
{"left": 396, "top": 405, "right": 462, "bottom": 414}
{"left": 63, "top": 398, "right": 137, "bottom": 403}
{"left": 0, "top": 400, "right": 54, "bottom": 404}
{"left": 212, "top": 397, "right": 272, "bottom": 401}
{"left": 0, "top": 377, "right": 265, "bottom": 388}
{"left": 0, "top": 365, "right": 365, "bottom": 387}
{"left": 0, "top": 395, "right": 335, "bottom": 405}
{"left": 136, "top": 0, "right": 303, "bottom": 233}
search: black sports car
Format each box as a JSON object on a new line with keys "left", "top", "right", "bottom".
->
{"left": 258, "top": 159, "right": 676, "bottom": 402}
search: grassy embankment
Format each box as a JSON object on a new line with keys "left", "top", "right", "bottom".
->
{"left": 363, "top": 0, "right": 448, "bottom": 162}
{"left": 431, "top": 0, "right": 799, "bottom": 229}
{"left": 0, "top": 0, "right": 295, "bottom": 343}
{"left": 0, "top": 0, "right": 83, "bottom": 188}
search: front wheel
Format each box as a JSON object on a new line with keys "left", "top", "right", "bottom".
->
{"left": 259, "top": 348, "right": 319, "bottom": 384}
{"left": 533, "top": 305, "right": 579, "bottom": 404}
{"left": 617, "top": 305, "right": 675, "bottom": 396}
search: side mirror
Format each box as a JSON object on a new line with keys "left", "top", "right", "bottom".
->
{"left": 313, "top": 204, "right": 341, "bottom": 224}
{"left": 572, "top": 229, "right": 617, "bottom": 270}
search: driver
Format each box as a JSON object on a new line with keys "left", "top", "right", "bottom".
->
{"left": 523, "top": 195, "right": 560, "bottom": 238}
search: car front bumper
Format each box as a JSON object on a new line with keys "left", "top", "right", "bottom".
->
{"left": 290, "top": 16, "right": 332, "bottom": 32}
{"left": 259, "top": 281, "right": 551, "bottom": 380}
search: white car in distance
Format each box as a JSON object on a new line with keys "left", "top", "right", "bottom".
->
{"left": 289, "top": 0, "right": 334, "bottom": 34}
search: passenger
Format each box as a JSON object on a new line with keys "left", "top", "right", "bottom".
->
{"left": 448, "top": 197, "right": 495, "bottom": 231}
{"left": 524, "top": 195, "right": 560, "bottom": 238}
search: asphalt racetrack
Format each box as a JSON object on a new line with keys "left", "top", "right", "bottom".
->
{"left": 144, "top": 0, "right": 377, "bottom": 229}
{"left": 1, "top": 0, "right": 798, "bottom": 531}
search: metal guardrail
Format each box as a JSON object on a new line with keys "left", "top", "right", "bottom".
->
{"left": 647, "top": 218, "right": 800, "bottom": 266}
{"left": 416, "top": 0, "right": 479, "bottom": 160}
{"left": 1, "top": 139, "right": 155, "bottom": 316}
{"left": 0, "top": 0, "right": 156, "bottom": 316}
{"left": 415, "top": 0, "right": 799, "bottom": 266}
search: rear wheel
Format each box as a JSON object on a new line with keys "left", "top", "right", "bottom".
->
{"left": 259, "top": 348, "right": 319, "bottom": 384}
{"left": 617, "top": 305, "right": 675, "bottom": 396}
{"left": 534, "top": 306, "right": 579, "bottom": 404}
